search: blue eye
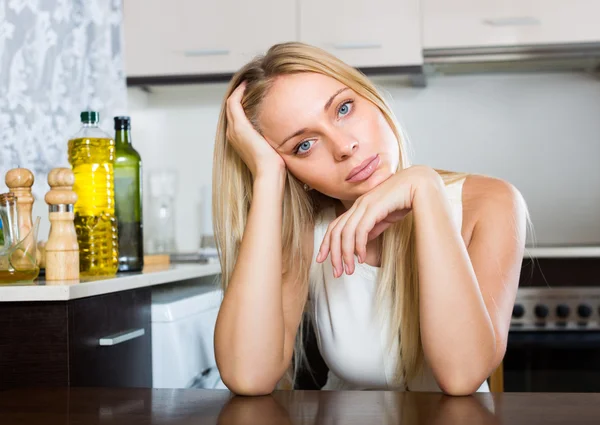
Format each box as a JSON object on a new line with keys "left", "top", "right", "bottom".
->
{"left": 295, "top": 140, "right": 313, "bottom": 155}
{"left": 338, "top": 100, "right": 353, "bottom": 117}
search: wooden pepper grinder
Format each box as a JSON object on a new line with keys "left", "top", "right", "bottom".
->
{"left": 44, "top": 168, "right": 79, "bottom": 281}
{"left": 5, "top": 168, "right": 35, "bottom": 239}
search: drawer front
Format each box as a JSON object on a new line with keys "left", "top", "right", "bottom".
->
{"left": 423, "top": 0, "right": 600, "bottom": 50}
{"left": 69, "top": 288, "right": 152, "bottom": 388}
{"left": 0, "top": 303, "right": 68, "bottom": 390}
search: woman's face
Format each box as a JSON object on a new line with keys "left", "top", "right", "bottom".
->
{"left": 258, "top": 72, "right": 400, "bottom": 206}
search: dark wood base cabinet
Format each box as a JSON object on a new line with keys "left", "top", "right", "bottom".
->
{"left": 0, "top": 288, "right": 152, "bottom": 390}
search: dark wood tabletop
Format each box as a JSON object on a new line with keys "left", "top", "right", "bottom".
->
{"left": 1, "top": 388, "right": 599, "bottom": 425}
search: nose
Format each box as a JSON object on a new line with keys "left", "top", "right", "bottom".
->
{"left": 332, "top": 135, "right": 359, "bottom": 161}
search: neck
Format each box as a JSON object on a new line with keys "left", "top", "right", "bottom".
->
{"left": 115, "top": 129, "right": 131, "bottom": 146}
{"left": 337, "top": 199, "right": 356, "bottom": 214}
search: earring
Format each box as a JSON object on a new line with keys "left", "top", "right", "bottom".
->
{"left": 303, "top": 183, "right": 310, "bottom": 191}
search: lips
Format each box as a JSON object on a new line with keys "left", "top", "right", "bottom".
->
{"left": 346, "top": 154, "right": 380, "bottom": 182}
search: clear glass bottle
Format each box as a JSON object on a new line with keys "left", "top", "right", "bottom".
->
{"left": 68, "top": 111, "right": 119, "bottom": 276}
{"left": 0, "top": 192, "right": 40, "bottom": 283}
{"left": 146, "top": 170, "right": 177, "bottom": 255}
{"left": 0, "top": 193, "right": 19, "bottom": 250}
{"left": 113, "top": 116, "right": 144, "bottom": 272}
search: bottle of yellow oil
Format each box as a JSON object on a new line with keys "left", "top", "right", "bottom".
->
{"left": 68, "top": 111, "right": 119, "bottom": 276}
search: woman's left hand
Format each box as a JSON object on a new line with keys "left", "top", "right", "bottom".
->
{"left": 316, "top": 165, "right": 440, "bottom": 277}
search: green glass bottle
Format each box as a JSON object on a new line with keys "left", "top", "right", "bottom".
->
{"left": 114, "top": 116, "right": 144, "bottom": 272}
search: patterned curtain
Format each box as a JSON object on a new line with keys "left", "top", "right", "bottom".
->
{"left": 0, "top": 0, "right": 127, "bottom": 198}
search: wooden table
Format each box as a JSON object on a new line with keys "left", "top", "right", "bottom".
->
{"left": 1, "top": 388, "right": 599, "bottom": 424}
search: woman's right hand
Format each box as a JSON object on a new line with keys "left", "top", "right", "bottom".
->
{"left": 226, "top": 81, "right": 285, "bottom": 179}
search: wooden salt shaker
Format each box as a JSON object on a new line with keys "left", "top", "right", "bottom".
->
{"left": 44, "top": 168, "right": 79, "bottom": 281}
{"left": 5, "top": 168, "right": 35, "bottom": 239}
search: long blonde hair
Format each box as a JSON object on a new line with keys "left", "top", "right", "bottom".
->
{"left": 213, "top": 42, "right": 466, "bottom": 388}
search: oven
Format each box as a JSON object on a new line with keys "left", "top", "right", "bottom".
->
{"left": 504, "top": 254, "right": 600, "bottom": 392}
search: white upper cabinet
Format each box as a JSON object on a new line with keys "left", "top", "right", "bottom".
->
{"left": 298, "top": 0, "right": 423, "bottom": 68}
{"left": 423, "top": 0, "right": 600, "bottom": 50}
{"left": 123, "top": 0, "right": 296, "bottom": 77}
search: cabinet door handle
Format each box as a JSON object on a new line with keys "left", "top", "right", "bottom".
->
{"left": 332, "top": 42, "right": 382, "bottom": 50}
{"left": 183, "top": 49, "right": 230, "bottom": 57}
{"left": 99, "top": 328, "right": 145, "bottom": 346}
{"left": 483, "top": 17, "right": 541, "bottom": 27}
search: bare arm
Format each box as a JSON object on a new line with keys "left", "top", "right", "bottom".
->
{"left": 214, "top": 81, "right": 311, "bottom": 395}
{"left": 414, "top": 171, "right": 526, "bottom": 395}
{"left": 214, "top": 171, "right": 310, "bottom": 396}
{"left": 314, "top": 165, "right": 525, "bottom": 395}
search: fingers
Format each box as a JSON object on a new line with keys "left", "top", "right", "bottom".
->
{"left": 366, "top": 221, "right": 390, "bottom": 242}
{"left": 340, "top": 205, "right": 366, "bottom": 275}
{"left": 352, "top": 209, "right": 373, "bottom": 265}
{"left": 316, "top": 215, "right": 341, "bottom": 270}
{"left": 226, "top": 82, "right": 247, "bottom": 126}
{"left": 318, "top": 206, "right": 364, "bottom": 278}
{"left": 317, "top": 204, "right": 392, "bottom": 278}
{"left": 328, "top": 214, "right": 350, "bottom": 278}
{"left": 316, "top": 216, "right": 334, "bottom": 263}
{"left": 229, "top": 81, "right": 247, "bottom": 104}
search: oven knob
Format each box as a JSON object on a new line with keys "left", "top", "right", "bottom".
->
{"left": 556, "top": 304, "right": 570, "bottom": 319}
{"left": 512, "top": 304, "right": 525, "bottom": 318}
{"left": 534, "top": 304, "right": 549, "bottom": 319}
{"left": 578, "top": 304, "right": 592, "bottom": 318}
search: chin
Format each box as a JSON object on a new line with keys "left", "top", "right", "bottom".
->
{"left": 368, "top": 169, "right": 393, "bottom": 187}
{"left": 347, "top": 171, "right": 389, "bottom": 196}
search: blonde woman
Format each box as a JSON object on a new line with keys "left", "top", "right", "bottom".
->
{"left": 213, "top": 42, "right": 528, "bottom": 396}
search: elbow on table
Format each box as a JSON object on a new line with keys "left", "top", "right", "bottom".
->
{"left": 437, "top": 371, "right": 488, "bottom": 396}
{"left": 220, "top": 369, "right": 278, "bottom": 396}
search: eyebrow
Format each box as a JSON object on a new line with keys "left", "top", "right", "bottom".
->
{"left": 278, "top": 87, "right": 350, "bottom": 147}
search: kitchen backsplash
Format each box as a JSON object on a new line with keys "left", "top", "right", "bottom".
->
{"left": 27, "top": 71, "right": 600, "bottom": 252}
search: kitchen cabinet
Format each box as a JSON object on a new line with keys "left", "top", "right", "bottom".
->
{"left": 0, "top": 287, "right": 152, "bottom": 390}
{"left": 0, "top": 264, "right": 221, "bottom": 391}
{"left": 123, "top": 0, "right": 296, "bottom": 78}
{"left": 422, "top": 0, "right": 600, "bottom": 50}
{"left": 298, "top": 0, "right": 422, "bottom": 68}
{"left": 69, "top": 289, "right": 152, "bottom": 387}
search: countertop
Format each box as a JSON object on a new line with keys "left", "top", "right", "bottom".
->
{"left": 0, "top": 388, "right": 599, "bottom": 425}
{"left": 524, "top": 245, "right": 600, "bottom": 258}
{"left": 1, "top": 245, "right": 597, "bottom": 303}
{"left": 0, "top": 263, "right": 221, "bottom": 302}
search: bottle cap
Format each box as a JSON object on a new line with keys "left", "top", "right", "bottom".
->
{"left": 114, "top": 116, "right": 131, "bottom": 130}
{"left": 81, "top": 111, "right": 99, "bottom": 124}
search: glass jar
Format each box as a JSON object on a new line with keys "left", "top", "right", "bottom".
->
{"left": 0, "top": 193, "right": 40, "bottom": 283}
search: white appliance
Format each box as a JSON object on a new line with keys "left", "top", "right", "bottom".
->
{"left": 151, "top": 281, "right": 226, "bottom": 389}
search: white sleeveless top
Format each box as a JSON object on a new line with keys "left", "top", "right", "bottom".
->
{"left": 308, "top": 178, "right": 489, "bottom": 392}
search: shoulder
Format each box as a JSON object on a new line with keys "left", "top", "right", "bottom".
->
{"left": 461, "top": 174, "right": 527, "bottom": 245}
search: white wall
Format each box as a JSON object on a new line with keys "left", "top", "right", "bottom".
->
{"left": 123, "top": 71, "right": 600, "bottom": 252}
